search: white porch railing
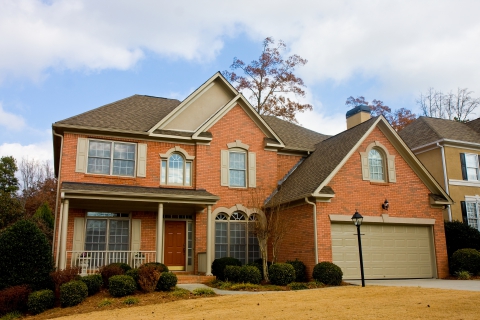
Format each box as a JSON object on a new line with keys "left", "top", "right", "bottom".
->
{"left": 67, "top": 251, "right": 157, "bottom": 275}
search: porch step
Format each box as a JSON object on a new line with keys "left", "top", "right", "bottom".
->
{"left": 174, "top": 274, "right": 215, "bottom": 284}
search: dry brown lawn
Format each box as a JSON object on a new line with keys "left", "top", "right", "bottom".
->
{"left": 26, "top": 285, "right": 480, "bottom": 320}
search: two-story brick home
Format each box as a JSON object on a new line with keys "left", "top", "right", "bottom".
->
{"left": 400, "top": 117, "right": 480, "bottom": 230}
{"left": 52, "top": 73, "right": 452, "bottom": 280}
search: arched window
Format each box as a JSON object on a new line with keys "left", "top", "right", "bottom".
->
{"left": 160, "top": 147, "right": 194, "bottom": 186}
{"left": 368, "top": 149, "right": 385, "bottom": 181}
{"left": 214, "top": 211, "right": 260, "bottom": 264}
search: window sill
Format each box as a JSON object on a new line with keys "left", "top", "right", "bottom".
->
{"left": 159, "top": 184, "right": 195, "bottom": 190}
{"left": 84, "top": 173, "right": 136, "bottom": 179}
{"left": 369, "top": 181, "right": 389, "bottom": 186}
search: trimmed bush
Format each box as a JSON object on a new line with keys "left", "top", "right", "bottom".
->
{"left": 0, "top": 285, "right": 31, "bottom": 315}
{"left": 157, "top": 272, "right": 178, "bottom": 291}
{"left": 445, "top": 221, "right": 480, "bottom": 258}
{"left": 27, "top": 289, "right": 55, "bottom": 315}
{"left": 312, "top": 262, "right": 343, "bottom": 286}
{"left": 108, "top": 275, "right": 136, "bottom": 297}
{"left": 99, "top": 264, "right": 125, "bottom": 287}
{"left": 108, "top": 263, "right": 131, "bottom": 273}
{"left": 247, "top": 259, "right": 271, "bottom": 280}
{"left": 269, "top": 263, "right": 296, "bottom": 285}
{"left": 0, "top": 220, "right": 53, "bottom": 290}
{"left": 80, "top": 274, "right": 103, "bottom": 296}
{"left": 239, "top": 266, "right": 261, "bottom": 284}
{"left": 450, "top": 248, "right": 480, "bottom": 275}
{"left": 60, "top": 280, "right": 88, "bottom": 307}
{"left": 126, "top": 269, "right": 139, "bottom": 283}
{"left": 211, "top": 257, "right": 242, "bottom": 281}
{"left": 224, "top": 265, "right": 242, "bottom": 283}
{"left": 138, "top": 265, "right": 161, "bottom": 293}
{"left": 143, "top": 262, "right": 169, "bottom": 273}
{"left": 286, "top": 259, "right": 307, "bottom": 282}
{"left": 51, "top": 267, "right": 81, "bottom": 301}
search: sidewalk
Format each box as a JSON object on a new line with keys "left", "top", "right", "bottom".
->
{"left": 347, "top": 279, "right": 480, "bottom": 291}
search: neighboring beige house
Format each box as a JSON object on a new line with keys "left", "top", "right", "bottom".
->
{"left": 400, "top": 117, "right": 480, "bottom": 229}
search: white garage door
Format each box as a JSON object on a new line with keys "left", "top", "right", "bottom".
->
{"left": 331, "top": 223, "right": 435, "bottom": 279}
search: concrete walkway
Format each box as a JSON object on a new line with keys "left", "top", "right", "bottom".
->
{"left": 347, "top": 279, "right": 480, "bottom": 291}
{"left": 177, "top": 283, "right": 273, "bottom": 295}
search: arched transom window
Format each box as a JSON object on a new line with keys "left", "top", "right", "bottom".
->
{"left": 368, "top": 149, "right": 385, "bottom": 181}
{"left": 160, "top": 147, "right": 194, "bottom": 186}
{"left": 214, "top": 211, "right": 260, "bottom": 264}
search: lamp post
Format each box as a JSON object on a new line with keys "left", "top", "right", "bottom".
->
{"left": 351, "top": 210, "right": 365, "bottom": 287}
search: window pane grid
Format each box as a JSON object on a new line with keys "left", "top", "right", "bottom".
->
{"left": 369, "top": 149, "right": 384, "bottom": 181}
{"left": 87, "top": 140, "right": 135, "bottom": 176}
{"left": 229, "top": 152, "right": 246, "bottom": 187}
{"left": 168, "top": 154, "right": 184, "bottom": 184}
{"left": 466, "top": 202, "right": 479, "bottom": 230}
{"left": 466, "top": 154, "right": 479, "bottom": 181}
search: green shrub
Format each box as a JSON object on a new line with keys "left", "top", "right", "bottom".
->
{"left": 286, "top": 259, "right": 307, "bottom": 282}
{"left": 192, "top": 288, "right": 215, "bottom": 296}
{"left": 0, "top": 311, "right": 22, "bottom": 320}
{"left": 0, "top": 220, "right": 53, "bottom": 290}
{"left": 126, "top": 269, "right": 139, "bottom": 284}
{"left": 143, "top": 262, "right": 169, "bottom": 273}
{"left": 51, "top": 267, "right": 81, "bottom": 301}
{"left": 170, "top": 288, "right": 190, "bottom": 298}
{"left": 157, "top": 272, "right": 177, "bottom": 291}
{"left": 455, "top": 270, "right": 472, "bottom": 280}
{"left": 108, "top": 275, "right": 136, "bottom": 297}
{"left": 27, "top": 289, "right": 55, "bottom": 315}
{"left": 450, "top": 248, "right": 480, "bottom": 275}
{"left": 211, "top": 257, "right": 242, "bottom": 281}
{"left": 312, "top": 262, "right": 343, "bottom": 286}
{"left": 99, "top": 264, "right": 125, "bottom": 287}
{"left": 269, "top": 263, "right": 295, "bottom": 285}
{"left": 445, "top": 221, "right": 480, "bottom": 258}
{"left": 33, "top": 202, "right": 54, "bottom": 230}
{"left": 287, "top": 282, "right": 309, "bottom": 290}
{"left": 239, "top": 266, "right": 262, "bottom": 284}
{"left": 123, "top": 297, "right": 139, "bottom": 305}
{"left": 80, "top": 274, "right": 103, "bottom": 296}
{"left": 137, "top": 265, "right": 161, "bottom": 293}
{"left": 224, "top": 265, "right": 242, "bottom": 283}
{"left": 60, "top": 280, "right": 88, "bottom": 307}
{"left": 247, "top": 259, "right": 271, "bottom": 280}
{"left": 0, "top": 285, "right": 31, "bottom": 315}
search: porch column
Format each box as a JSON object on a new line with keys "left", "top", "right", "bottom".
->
{"left": 58, "top": 199, "right": 69, "bottom": 270}
{"left": 156, "top": 203, "right": 164, "bottom": 263}
{"left": 206, "top": 205, "right": 212, "bottom": 275}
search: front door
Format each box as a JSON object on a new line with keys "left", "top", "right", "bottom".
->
{"left": 164, "top": 221, "right": 186, "bottom": 270}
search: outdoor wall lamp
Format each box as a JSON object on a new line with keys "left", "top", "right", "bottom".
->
{"left": 382, "top": 199, "right": 389, "bottom": 210}
{"left": 351, "top": 210, "right": 365, "bottom": 287}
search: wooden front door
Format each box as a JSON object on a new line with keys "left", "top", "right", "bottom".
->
{"left": 164, "top": 221, "right": 186, "bottom": 270}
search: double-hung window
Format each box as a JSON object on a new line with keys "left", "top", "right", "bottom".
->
{"left": 463, "top": 153, "right": 480, "bottom": 181}
{"left": 87, "top": 140, "right": 136, "bottom": 176}
{"left": 229, "top": 151, "right": 246, "bottom": 187}
{"left": 368, "top": 149, "right": 385, "bottom": 181}
{"left": 220, "top": 140, "right": 256, "bottom": 188}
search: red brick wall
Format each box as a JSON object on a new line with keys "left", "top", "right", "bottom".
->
{"left": 276, "top": 154, "right": 303, "bottom": 182}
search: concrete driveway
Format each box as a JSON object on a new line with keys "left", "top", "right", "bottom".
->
{"left": 347, "top": 279, "right": 480, "bottom": 291}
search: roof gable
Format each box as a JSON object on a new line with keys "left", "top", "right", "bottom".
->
{"left": 269, "top": 116, "right": 451, "bottom": 205}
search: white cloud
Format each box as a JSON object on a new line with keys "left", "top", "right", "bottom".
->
{"left": 0, "top": 140, "right": 52, "bottom": 163}
{"left": 0, "top": 0, "right": 479, "bottom": 97}
{"left": 0, "top": 103, "right": 26, "bottom": 130}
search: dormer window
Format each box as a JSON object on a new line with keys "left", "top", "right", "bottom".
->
{"left": 160, "top": 147, "right": 194, "bottom": 186}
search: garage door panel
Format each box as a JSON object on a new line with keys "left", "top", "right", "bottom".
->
{"left": 331, "top": 223, "right": 434, "bottom": 279}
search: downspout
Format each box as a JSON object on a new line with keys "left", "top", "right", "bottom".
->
{"left": 305, "top": 197, "right": 318, "bottom": 264}
{"left": 437, "top": 142, "right": 452, "bottom": 221}
{"left": 52, "top": 130, "right": 64, "bottom": 268}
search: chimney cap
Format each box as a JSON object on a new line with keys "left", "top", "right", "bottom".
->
{"left": 346, "top": 104, "right": 371, "bottom": 118}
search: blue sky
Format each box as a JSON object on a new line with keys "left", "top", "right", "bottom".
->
{"left": 1, "top": 0, "right": 480, "bottom": 163}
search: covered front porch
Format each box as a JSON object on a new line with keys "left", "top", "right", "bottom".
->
{"left": 55, "top": 182, "right": 219, "bottom": 275}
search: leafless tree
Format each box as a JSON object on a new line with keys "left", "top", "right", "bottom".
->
{"left": 416, "top": 87, "right": 479, "bottom": 121}
{"left": 19, "top": 158, "right": 55, "bottom": 211}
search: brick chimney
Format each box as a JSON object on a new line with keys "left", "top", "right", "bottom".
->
{"left": 346, "top": 105, "right": 371, "bottom": 130}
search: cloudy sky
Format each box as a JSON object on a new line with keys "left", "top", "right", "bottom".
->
{"left": 1, "top": 0, "right": 480, "bottom": 164}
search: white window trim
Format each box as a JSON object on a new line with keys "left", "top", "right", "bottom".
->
{"left": 84, "top": 212, "right": 131, "bottom": 251}
{"left": 360, "top": 141, "right": 396, "bottom": 183}
{"left": 464, "top": 153, "right": 480, "bottom": 181}
{"left": 221, "top": 140, "right": 256, "bottom": 188}
{"left": 159, "top": 146, "right": 194, "bottom": 186}
{"left": 86, "top": 139, "right": 137, "bottom": 177}
{"left": 464, "top": 195, "right": 480, "bottom": 231}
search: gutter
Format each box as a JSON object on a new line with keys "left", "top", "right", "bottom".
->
{"left": 52, "top": 130, "right": 63, "bottom": 268}
{"left": 305, "top": 197, "right": 318, "bottom": 263}
{"left": 437, "top": 142, "right": 452, "bottom": 221}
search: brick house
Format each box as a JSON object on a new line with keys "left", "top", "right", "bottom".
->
{"left": 52, "top": 73, "right": 452, "bottom": 279}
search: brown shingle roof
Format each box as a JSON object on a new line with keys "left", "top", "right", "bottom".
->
{"left": 399, "top": 116, "right": 480, "bottom": 149}
{"left": 54, "top": 95, "right": 181, "bottom": 132}
{"left": 62, "top": 182, "right": 218, "bottom": 199}
{"left": 269, "top": 117, "right": 378, "bottom": 205}
{"left": 261, "top": 115, "right": 330, "bottom": 151}
{"left": 466, "top": 117, "right": 480, "bottom": 134}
